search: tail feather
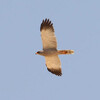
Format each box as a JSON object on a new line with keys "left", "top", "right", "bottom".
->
{"left": 58, "top": 50, "right": 74, "bottom": 55}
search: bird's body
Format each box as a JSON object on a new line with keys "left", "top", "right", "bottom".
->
{"left": 36, "top": 19, "right": 74, "bottom": 76}
{"left": 37, "top": 49, "right": 74, "bottom": 56}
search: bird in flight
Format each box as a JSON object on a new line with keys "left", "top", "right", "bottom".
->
{"left": 36, "top": 19, "right": 74, "bottom": 76}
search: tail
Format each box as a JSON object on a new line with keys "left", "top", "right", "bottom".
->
{"left": 58, "top": 50, "right": 74, "bottom": 55}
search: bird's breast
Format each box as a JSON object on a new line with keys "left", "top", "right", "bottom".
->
{"left": 43, "top": 49, "right": 58, "bottom": 56}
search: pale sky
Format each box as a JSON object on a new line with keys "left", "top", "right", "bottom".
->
{"left": 0, "top": 0, "right": 100, "bottom": 100}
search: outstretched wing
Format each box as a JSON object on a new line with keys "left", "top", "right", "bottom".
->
{"left": 40, "top": 19, "right": 57, "bottom": 50}
{"left": 45, "top": 55, "right": 62, "bottom": 76}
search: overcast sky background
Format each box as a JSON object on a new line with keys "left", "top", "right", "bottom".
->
{"left": 0, "top": 0, "right": 100, "bottom": 100}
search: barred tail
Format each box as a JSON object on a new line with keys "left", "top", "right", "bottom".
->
{"left": 58, "top": 50, "right": 74, "bottom": 55}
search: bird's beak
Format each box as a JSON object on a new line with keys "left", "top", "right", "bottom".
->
{"left": 35, "top": 52, "right": 38, "bottom": 55}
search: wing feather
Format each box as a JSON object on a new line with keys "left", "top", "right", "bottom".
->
{"left": 45, "top": 55, "right": 62, "bottom": 76}
{"left": 40, "top": 19, "right": 57, "bottom": 50}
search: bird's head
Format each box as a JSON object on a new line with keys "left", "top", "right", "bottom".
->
{"left": 35, "top": 51, "right": 43, "bottom": 55}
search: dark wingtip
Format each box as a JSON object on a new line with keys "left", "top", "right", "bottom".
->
{"left": 47, "top": 68, "right": 62, "bottom": 76}
{"left": 40, "top": 18, "right": 54, "bottom": 32}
